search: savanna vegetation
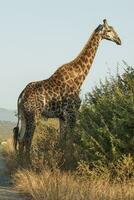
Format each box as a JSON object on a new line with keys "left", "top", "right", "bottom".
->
{"left": 3, "top": 64, "right": 134, "bottom": 200}
{"left": 0, "top": 121, "right": 15, "bottom": 139}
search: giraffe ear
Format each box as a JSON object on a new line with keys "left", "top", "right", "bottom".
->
{"left": 103, "top": 19, "right": 109, "bottom": 28}
{"left": 95, "top": 24, "right": 103, "bottom": 32}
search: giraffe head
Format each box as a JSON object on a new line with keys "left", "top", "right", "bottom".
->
{"left": 96, "top": 19, "right": 121, "bottom": 45}
{"left": 101, "top": 19, "right": 121, "bottom": 45}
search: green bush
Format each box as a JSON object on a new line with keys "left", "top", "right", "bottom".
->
{"left": 75, "top": 65, "right": 134, "bottom": 167}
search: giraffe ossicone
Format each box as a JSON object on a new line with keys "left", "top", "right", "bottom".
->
{"left": 13, "top": 19, "right": 121, "bottom": 163}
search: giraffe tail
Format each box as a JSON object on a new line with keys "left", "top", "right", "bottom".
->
{"left": 13, "top": 90, "right": 24, "bottom": 151}
{"left": 13, "top": 126, "right": 19, "bottom": 151}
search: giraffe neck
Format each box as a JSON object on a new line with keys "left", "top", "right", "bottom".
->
{"left": 51, "top": 28, "right": 102, "bottom": 93}
{"left": 70, "top": 30, "right": 102, "bottom": 89}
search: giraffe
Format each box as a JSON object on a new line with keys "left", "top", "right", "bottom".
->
{"left": 14, "top": 19, "right": 121, "bottom": 163}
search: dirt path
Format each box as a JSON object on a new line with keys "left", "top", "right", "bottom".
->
{"left": 0, "top": 145, "right": 28, "bottom": 200}
{"left": 0, "top": 187, "right": 26, "bottom": 200}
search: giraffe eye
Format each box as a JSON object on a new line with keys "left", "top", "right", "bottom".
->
{"left": 107, "top": 30, "right": 111, "bottom": 32}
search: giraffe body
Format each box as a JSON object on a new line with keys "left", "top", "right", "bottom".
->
{"left": 14, "top": 19, "right": 121, "bottom": 163}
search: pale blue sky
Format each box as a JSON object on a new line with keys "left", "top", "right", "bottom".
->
{"left": 0, "top": 0, "right": 133, "bottom": 110}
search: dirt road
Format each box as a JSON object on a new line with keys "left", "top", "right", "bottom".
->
{"left": 0, "top": 145, "right": 27, "bottom": 200}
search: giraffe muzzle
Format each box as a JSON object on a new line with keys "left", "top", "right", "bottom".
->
{"left": 116, "top": 37, "right": 121, "bottom": 45}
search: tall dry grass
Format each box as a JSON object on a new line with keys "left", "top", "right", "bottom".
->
{"left": 2, "top": 126, "right": 134, "bottom": 200}
{"left": 13, "top": 169, "right": 134, "bottom": 200}
{"left": 2, "top": 137, "right": 18, "bottom": 173}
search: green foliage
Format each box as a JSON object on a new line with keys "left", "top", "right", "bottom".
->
{"left": 76, "top": 154, "right": 134, "bottom": 182}
{"left": 75, "top": 65, "right": 134, "bottom": 167}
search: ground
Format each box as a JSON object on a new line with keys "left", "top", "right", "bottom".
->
{"left": 0, "top": 145, "right": 27, "bottom": 200}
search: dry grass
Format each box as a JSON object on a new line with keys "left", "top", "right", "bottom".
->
{"left": 2, "top": 124, "right": 134, "bottom": 200}
{"left": 3, "top": 139, "right": 134, "bottom": 200}
{"left": 2, "top": 137, "right": 18, "bottom": 173}
{"left": 2, "top": 137, "right": 14, "bottom": 154}
{"left": 13, "top": 169, "right": 134, "bottom": 200}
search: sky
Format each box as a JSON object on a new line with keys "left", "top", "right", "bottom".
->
{"left": 0, "top": 0, "right": 133, "bottom": 110}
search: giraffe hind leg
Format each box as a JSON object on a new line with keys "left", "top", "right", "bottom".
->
{"left": 23, "top": 116, "right": 36, "bottom": 166}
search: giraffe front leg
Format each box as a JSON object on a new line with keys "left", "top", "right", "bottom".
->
{"left": 59, "top": 118, "right": 67, "bottom": 141}
{"left": 60, "top": 96, "right": 80, "bottom": 138}
{"left": 59, "top": 111, "right": 77, "bottom": 169}
{"left": 59, "top": 110, "right": 76, "bottom": 144}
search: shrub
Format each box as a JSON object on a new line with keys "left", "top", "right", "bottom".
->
{"left": 74, "top": 66, "right": 134, "bottom": 169}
